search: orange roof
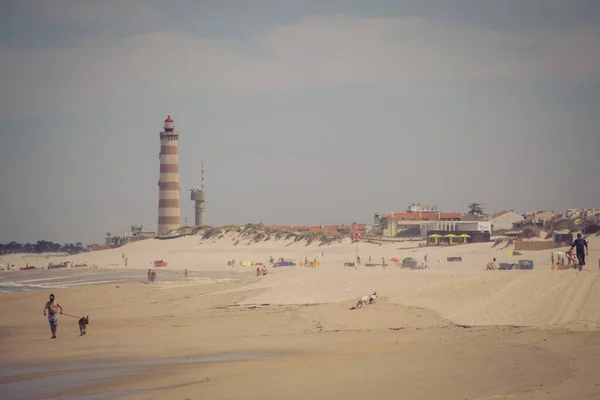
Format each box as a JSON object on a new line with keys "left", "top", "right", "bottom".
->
{"left": 491, "top": 210, "right": 509, "bottom": 219}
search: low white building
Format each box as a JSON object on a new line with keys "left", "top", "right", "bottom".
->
{"left": 421, "top": 221, "right": 491, "bottom": 239}
{"left": 407, "top": 204, "right": 438, "bottom": 213}
{"left": 489, "top": 211, "right": 524, "bottom": 231}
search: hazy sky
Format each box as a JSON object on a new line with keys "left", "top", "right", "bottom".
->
{"left": 1, "top": 0, "right": 600, "bottom": 244}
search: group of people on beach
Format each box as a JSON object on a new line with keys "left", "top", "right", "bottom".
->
{"left": 486, "top": 233, "right": 590, "bottom": 271}
{"left": 147, "top": 269, "right": 157, "bottom": 282}
{"left": 551, "top": 233, "right": 590, "bottom": 271}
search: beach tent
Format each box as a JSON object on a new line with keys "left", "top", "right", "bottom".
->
{"left": 402, "top": 257, "right": 418, "bottom": 269}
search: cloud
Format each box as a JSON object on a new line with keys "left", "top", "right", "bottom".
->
{"left": 1, "top": 14, "right": 599, "bottom": 120}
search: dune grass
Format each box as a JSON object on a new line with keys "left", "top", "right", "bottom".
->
{"left": 172, "top": 223, "right": 345, "bottom": 246}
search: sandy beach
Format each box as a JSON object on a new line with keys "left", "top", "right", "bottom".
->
{"left": 1, "top": 233, "right": 599, "bottom": 399}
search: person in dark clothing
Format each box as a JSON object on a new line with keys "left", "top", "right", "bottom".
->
{"left": 569, "top": 233, "right": 589, "bottom": 272}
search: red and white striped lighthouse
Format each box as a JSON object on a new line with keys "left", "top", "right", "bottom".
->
{"left": 157, "top": 115, "right": 181, "bottom": 235}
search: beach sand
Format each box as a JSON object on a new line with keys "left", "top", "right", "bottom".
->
{"left": 1, "top": 234, "right": 599, "bottom": 399}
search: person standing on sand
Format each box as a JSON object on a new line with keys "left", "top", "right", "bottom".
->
{"left": 43, "top": 293, "right": 63, "bottom": 339}
{"left": 184, "top": 269, "right": 188, "bottom": 279}
{"left": 569, "top": 233, "right": 589, "bottom": 272}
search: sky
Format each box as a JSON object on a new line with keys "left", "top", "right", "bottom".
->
{"left": 1, "top": 0, "right": 600, "bottom": 244}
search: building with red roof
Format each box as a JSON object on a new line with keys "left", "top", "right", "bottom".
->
{"left": 376, "top": 207, "right": 463, "bottom": 237}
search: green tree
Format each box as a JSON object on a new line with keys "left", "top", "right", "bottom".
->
{"left": 468, "top": 202, "right": 485, "bottom": 216}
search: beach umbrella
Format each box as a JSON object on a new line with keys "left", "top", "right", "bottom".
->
{"left": 459, "top": 233, "right": 471, "bottom": 244}
{"left": 391, "top": 257, "right": 399, "bottom": 262}
{"left": 428, "top": 234, "right": 441, "bottom": 245}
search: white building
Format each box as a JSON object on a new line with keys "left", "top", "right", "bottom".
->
{"left": 420, "top": 221, "right": 491, "bottom": 239}
{"left": 489, "top": 211, "right": 524, "bottom": 231}
{"left": 407, "top": 204, "right": 438, "bottom": 213}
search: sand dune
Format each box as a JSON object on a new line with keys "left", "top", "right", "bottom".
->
{"left": 2, "top": 233, "right": 599, "bottom": 399}
{"left": 2, "top": 234, "right": 599, "bottom": 329}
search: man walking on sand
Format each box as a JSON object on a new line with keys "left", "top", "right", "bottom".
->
{"left": 569, "top": 233, "right": 589, "bottom": 272}
{"left": 43, "top": 293, "right": 63, "bottom": 339}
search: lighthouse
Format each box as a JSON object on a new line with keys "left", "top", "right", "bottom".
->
{"left": 157, "top": 115, "right": 181, "bottom": 235}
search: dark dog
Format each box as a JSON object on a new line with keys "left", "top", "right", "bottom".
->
{"left": 78, "top": 315, "right": 89, "bottom": 336}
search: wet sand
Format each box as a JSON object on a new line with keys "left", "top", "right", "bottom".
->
{"left": 0, "top": 268, "right": 232, "bottom": 295}
{"left": 1, "top": 275, "right": 600, "bottom": 399}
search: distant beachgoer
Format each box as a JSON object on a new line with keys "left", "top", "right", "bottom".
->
{"left": 569, "top": 233, "right": 589, "bottom": 272}
{"left": 424, "top": 254, "right": 428, "bottom": 262}
{"left": 269, "top": 256, "right": 274, "bottom": 265}
{"left": 124, "top": 258, "right": 128, "bottom": 267}
{"left": 486, "top": 258, "right": 497, "bottom": 270}
{"left": 369, "top": 256, "right": 372, "bottom": 262}
{"left": 147, "top": 269, "right": 152, "bottom": 282}
{"left": 43, "top": 293, "right": 63, "bottom": 339}
{"left": 256, "top": 267, "right": 261, "bottom": 277}
{"left": 151, "top": 270, "right": 157, "bottom": 282}
{"left": 262, "top": 266, "right": 268, "bottom": 275}
{"left": 356, "top": 255, "right": 361, "bottom": 265}
{"left": 184, "top": 269, "right": 188, "bottom": 279}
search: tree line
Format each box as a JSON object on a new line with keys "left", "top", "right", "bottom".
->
{"left": 0, "top": 240, "right": 89, "bottom": 255}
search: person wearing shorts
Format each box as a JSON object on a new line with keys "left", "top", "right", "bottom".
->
{"left": 43, "top": 293, "right": 63, "bottom": 339}
{"left": 569, "top": 233, "right": 589, "bottom": 272}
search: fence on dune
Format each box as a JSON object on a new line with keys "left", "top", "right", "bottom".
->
{"left": 0, "top": 252, "right": 70, "bottom": 258}
{"left": 361, "top": 235, "right": 423, "bottom": 244}
{"left": 513, "top": 240, "right": 557, "bottom": 251}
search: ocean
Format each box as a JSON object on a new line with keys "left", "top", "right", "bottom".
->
{"left": 0, "top": 268, "right": 191, "bottom": 295}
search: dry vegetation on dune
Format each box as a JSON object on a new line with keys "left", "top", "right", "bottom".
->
{"left": 545, "top": 217, "right": 600, "bottom": 236}
{"left": 492, "top": 218, "right": 600, "bottom": 250}
{"left": 171, "top": 224, "right": 345, "bottom": 246}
